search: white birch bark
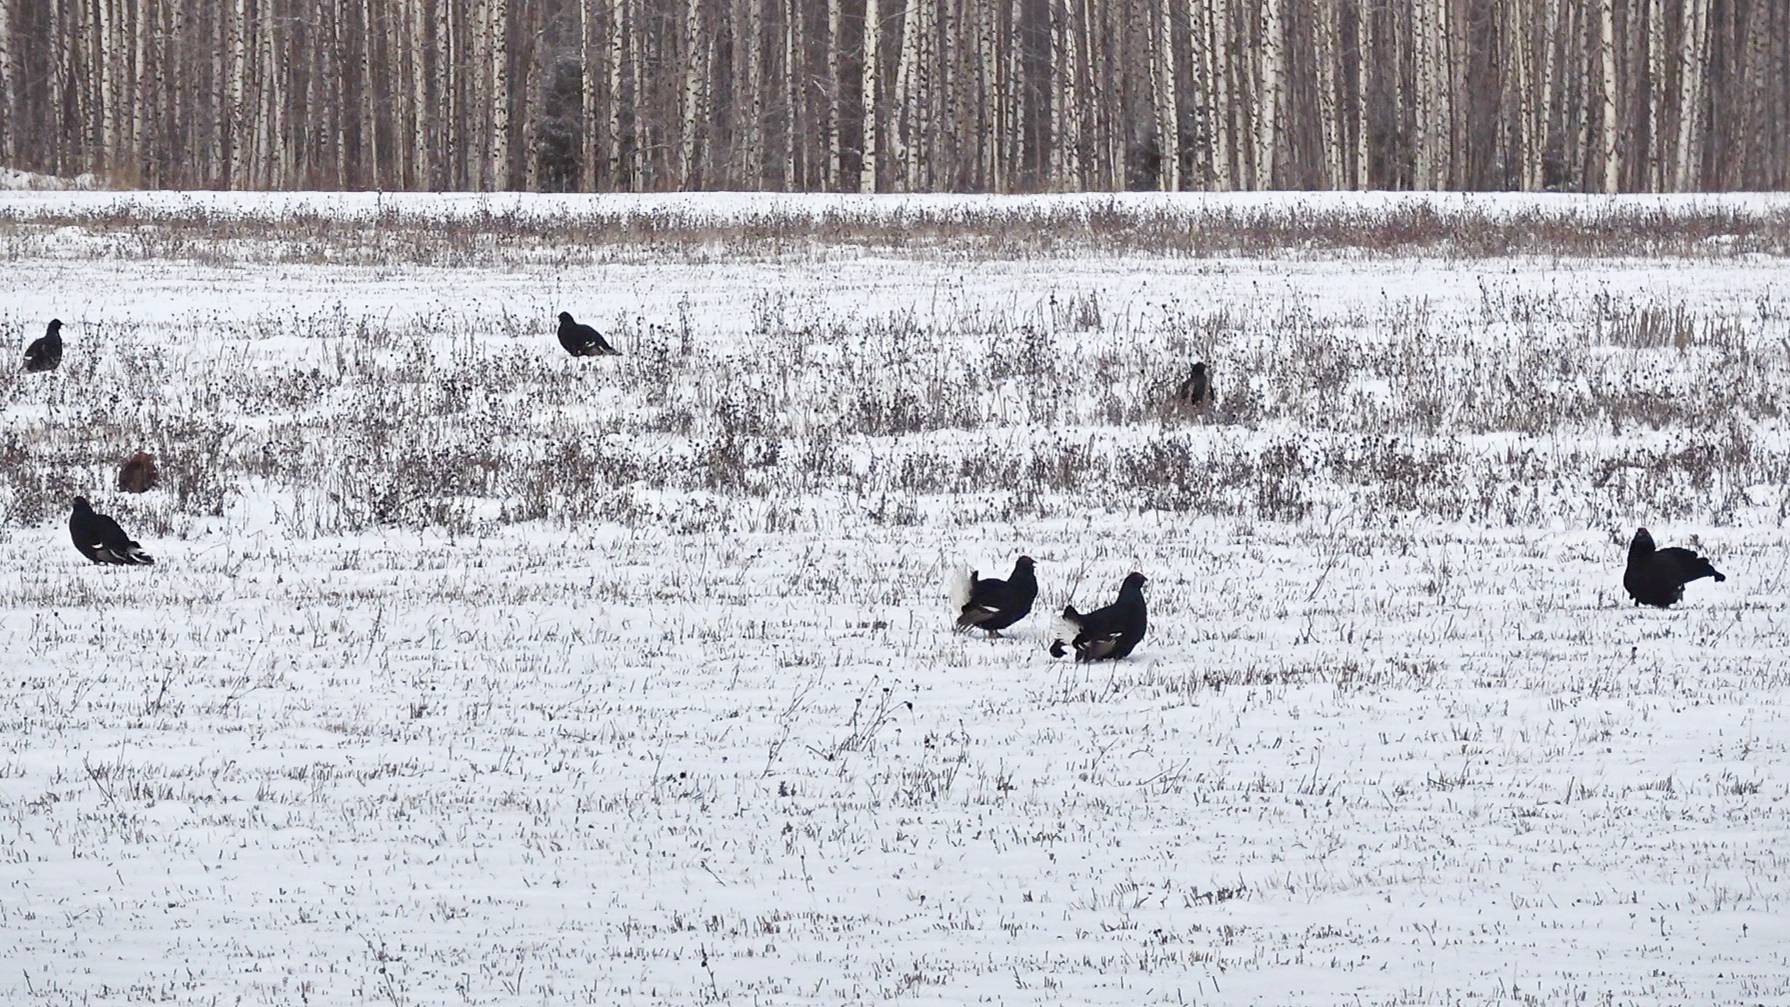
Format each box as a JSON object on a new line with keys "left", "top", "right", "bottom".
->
{"left": 1314, "top": 0, "right": 1342, "bottom": 187}
{"left": 1598, "top": 0, "right": 1618, "bottom": 192}
{"left": 490, "top": 0, "right": 509, "bottom": 189}
{"left": 1412, "top": 0, "right": 1432, "bottom": 188}
{"left": 860, "top": 0, "right": 879, "bottom": 192}
{"left": 745, "top": 0, "right": 763, "bottom": 186}
{"left": 893, "top": 0, "right": 919, "bottom": 189}
{"left": 96, "top": 0, "right": 115, "bottom": 173}
{"left": 132, "top": 0, "right": 146, "bottom": 169}
{"left": 785, "top": 0, "right": 798, "bottom": 189}
{"left": 827, "top": 0, "right": 842, "bottom": 189}
{"left": 608, "top": 0, "right": 626, "bottom": 187}
{"left": 680, "top": 0, "right": 703, "bottom": 182}
{"left": 1437, "top": 0, "right": 1455, "bottom": 187}
{"left": 1538, "top": 0, "right": 1559, "bottom": 188}
{"left": 1001, "top": 0, "right": 1021, "bottom": 190}
{"left": 1645, "top": 0, "right": 1662, "bottom": 190}
{"left": 1066, "top": 0, "right": 1087, "bottom": 188}
{"left": 630, "top": 2, "right": 647, "bottom": 187}
{"left": 439, "top": 0, "right": 455, "bottom": 188}
{"left": 1354, "top": 0, "right": 1370, "bottom": 188}
{"left": 0, "top": 0, "right": 12, "bottom": 164}
{"left": 1256, "top": 0, "right": 1280, "bottom": 188}
{"left": 411, "top": 0, "right": 429, "bottom": 188}
{"left": 229, "top": 0, "right": 247, "bottom": 184}
{"left": 1046, "top": 0, "right": 1062, "bottom": 186}
{"left": 259, "top": 0, "right": 278, "bottom": 187}
{"left": 1210, "top": 0, "right": 1230, "bottom": 189}
{"left": 1673, "top": 0, "right": 1708, "bottom": 190}
{"left": 1156, "top": 0, "right": 1179, "bottom": 190}
{"left": 578, "top": 1, "right": 594, "bottom": 190}
{"left": 978, "top": 0, "right": 995, "bottom": 187}
{"left": 522, "top": 10, "right": 541, "bottom": 191}
{"left": 362, "top": 0, "right": 381, "bottom": 187}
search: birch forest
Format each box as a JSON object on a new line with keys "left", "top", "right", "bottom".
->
{"left": 0, "top": 0, "right": 1784, "bottom": 193}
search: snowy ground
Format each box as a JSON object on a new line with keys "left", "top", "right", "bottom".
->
{"left": 2, "top": 192, "right": 1789, "bottom": 1005}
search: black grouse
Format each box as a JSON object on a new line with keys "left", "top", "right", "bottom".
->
{"left": 1624, "top": 527, "right": 1723, "bottom": 608}
{"left": 1176, "top": 362, "right": 1209, "bottom": 408}
{"left": 69, "top": 497, "right": 155, "bottom": 566}
{"left": 1049, "top": 571, "right": 1148, "bottom": 661}
{"left": 954, "top": 556, "right": 1038, "bottom": 636}
{"left": 557, "top": 311, "right": 621, "bottom": 357}
{"left": 22, "top": 319, "right": 63, "bottom": 372}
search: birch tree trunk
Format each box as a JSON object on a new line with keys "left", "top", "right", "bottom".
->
{"left": 1210, "top": 0, "right": 1230, "bottom": 188}
{"left": 411, "top": 0, "right": 429, "bottom": 188}
{"left": 1674, "top": 0, "right": 1708, "bottom": 190}
{"left": 744, "top": 0, "right": 763, "bottom": 186}
{"left": 608, "top": 0, "right": 625, "bottom": 189}
{"left": 978, "top": 0, "right": 996, "bottom": 188}
{"left": 785, "top": 0, "right": 798, "bottom": 189}
{"left": 680, "top": 0, "right": 703, "bottom": 183}
{"left": 1315, "top": 0, "right": 1341, "bottom": 187}
{"left": 489, "top": 0, "right": 508, "bottom": 189}
{"left": 228, "top": 0, "right": 246, "bottom": 186}
{"left": 13, "top": 0, "right": 1790, "bottom": 194}
{"left": 1539, "top": 0, "right": 1559, "bottom": 188}
{"left": 1155, "top": 0, "right": 1179, "bottom": 190}
{"left": 0, "top": 0, "right": 12, "bottom": 165}
{"left": 1256, "top": 0, "right": 1281, "bottom": 188}
{"left": 1611, "top": 0, "right": 1625, "bottom": 194}
{"left": 1645, "top": 0, "right": 1661, "bottom": 190}
{"left": 1353, "top": 0, "right": 1370, "bottom": 188}
{"left": 826, "top": 0, "right": 841, "bottom": 190}
{"left": 893, "top": 0, "right": 918, "bottom": 189}
{"left": 860, "top": 0, "right": 879, "bottom": 192}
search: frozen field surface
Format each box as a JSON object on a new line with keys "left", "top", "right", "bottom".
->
{"left": 1, "top": 192, "right": 1789, "bottom": 1005}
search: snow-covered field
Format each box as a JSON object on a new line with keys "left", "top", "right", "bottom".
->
{"left": 2, "top": 191, "right": 1789, "bottom": 1005}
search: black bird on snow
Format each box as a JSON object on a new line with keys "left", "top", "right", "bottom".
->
{"left": 953, "top": 556, "right": 1038, "bottom": 636}
{"left": 1049, "top": 571, "right": 1148, "bottom": 661}
{"left": 1175, "top": 362, "right": 1209, "bottom": 409}
{"left": 1623, "top": 527, "right": 1723, "bottom": 608}
{"left": 69, "top": 496, "right": 154, "bottom": 566}
{"left": 22, "top": 319, "right": 63, "bottom": 373}
{"left": 557, "top": 311, "right": 621, "bottom": 357}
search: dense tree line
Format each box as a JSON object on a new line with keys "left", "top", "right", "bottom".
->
{"left": 0, "top": 0, "right": 1784, "bottom": 193}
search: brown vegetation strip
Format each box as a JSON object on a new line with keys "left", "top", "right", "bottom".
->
{"left": 2, "top": 199, "right": 1787, "bottom": 263}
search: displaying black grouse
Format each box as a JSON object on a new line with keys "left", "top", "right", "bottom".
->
{"left": 1049, "top": 571, "right": 1148, "bottom": 661}
{"left": 1176, "top": 361, "right": 1209, "bottom": 408}
{"left": 69, "top": 497, "right": 155, "bottom": 566}
{"left": 954, "top": 556, "right": 1039, "bottom": 636}
{"left": 22, "top": 319, "right": 63, "bottom": 372}
{"left": 1624, "top": 527, "right": 1723, "bottom": 608}
{"left": 557, "top": 311, "right": 621, "bottom": 357}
